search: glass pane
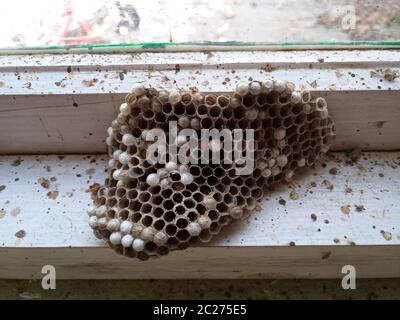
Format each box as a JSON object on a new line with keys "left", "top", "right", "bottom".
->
{"left": 0, "top": 0, "right": 399, "bottom": 52}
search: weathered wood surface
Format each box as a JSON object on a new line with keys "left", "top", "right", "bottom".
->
{"left": 0, "top": 50, "right": 399, "bottom": 278}
{"left": 0, "top": 152, "right": 398, "bottom": 278}
{"left": 1, "top": 90, "right": 399, "bottom": 154}
{"left": 0, "top": 50, "right": 399, "bottom": 153}
{"left": 1, "top": 246, "right": 399, "bottom": 279}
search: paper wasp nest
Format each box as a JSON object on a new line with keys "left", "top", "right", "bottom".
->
{"left": 88, "top": 80, "right": 335, "bottom": 260}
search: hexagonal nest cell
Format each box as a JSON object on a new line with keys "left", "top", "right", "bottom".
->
{"left": 87, "top": 80, "right": 335, "bottom": 260}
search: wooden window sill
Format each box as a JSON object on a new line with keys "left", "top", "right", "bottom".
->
{"left": 0, "top": 50, "right": 399, "bottom": 278}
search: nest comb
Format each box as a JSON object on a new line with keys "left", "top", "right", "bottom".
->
{"left": 87, "top": 80, "right": 335, "bottom": 260}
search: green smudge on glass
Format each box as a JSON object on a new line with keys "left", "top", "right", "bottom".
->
{"left": 0, "top": 40, "right": 399, "bottom": 55}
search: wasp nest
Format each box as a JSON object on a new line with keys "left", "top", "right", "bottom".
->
{"left": 88, "top": 80, "right": 335, "bottom": 260}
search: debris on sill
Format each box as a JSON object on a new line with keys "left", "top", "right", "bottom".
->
{"left": 370, "top": 69, "right": 399, "bottom": 82}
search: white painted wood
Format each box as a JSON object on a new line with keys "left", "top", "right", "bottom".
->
{"left": 0, "top": 152, "right": 399, "bottom": 248}
{"left": 0, "top": 152, "right": 399, "bottom": 278}
{"left": 1, "top": 50, "right": 400, "bottom": 96}
{"left": 0, "top": 50, "right": 399, "bottom": 278}
{"left": 0, "top": 90, "right": 399, "bottom": 153}
{"left": 2, "top": 50, "right": 400, "bottom": 69}
{"left": 1, "top": 50, "right": 399, "bottom": 153}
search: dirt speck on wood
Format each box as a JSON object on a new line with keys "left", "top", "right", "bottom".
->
{"left": 335, "top": 71, "right": 343, "bottom": 78}
{"left": 345, "top": 187, "right": 353, "bottom": 194}
{"left": 374, "top": 121, "right": 386, "bottom": 129}
{"left": 380, "top": 230, "right": 392, "bottom": 241}
{"left": 38, "top": 178, "right": 50, "bottom": 189}
{"left": 340, "top": 205, "right": 350, "bottom": 215}
{"left": 47, "top": 191, "right": 59, "bottom": 200}
{"left": 370, "top": 68, "right": 399, "bottom": 82}
{"left": 308, "top": 80, "right": 318, "bottom": 88}
{"left": 82, "top": 79, "right": 98, "bottom": 87}
{"left": 329, "top": 167, "right": 338, "bottom": 175}
{"left": 89, "top": 183, "right": 101, "bottom": 200}
{"left": 346, "top": 148, "right": 362, "bottom": 164}
{"left": 307, "top": 181, "right": 317, "bottom": 189}
{"left": 0, "top": 185, "right": 5, "bottom": 192}
{"left": 15, "top": 229, "right": 26, "bottom": 238}
{"left": 85, "top": 168, "right": 96, "bottom": 175}
{"left": 321, "top": 251, "right": 331, "bottom": 260}
{"left": 289, "top": 190, "right": 299, "bottom": 200}
{"left": 354, "top": 204, "right": 365, "bottom": 212}
{"left": 11, "top": 159, "right": 22, "bottom": 167}
{"left": 10, "top": 208, "right": 21, "bottom": 217}
{"left": 322, "top": 179, "right": 334, "bottom": 191}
